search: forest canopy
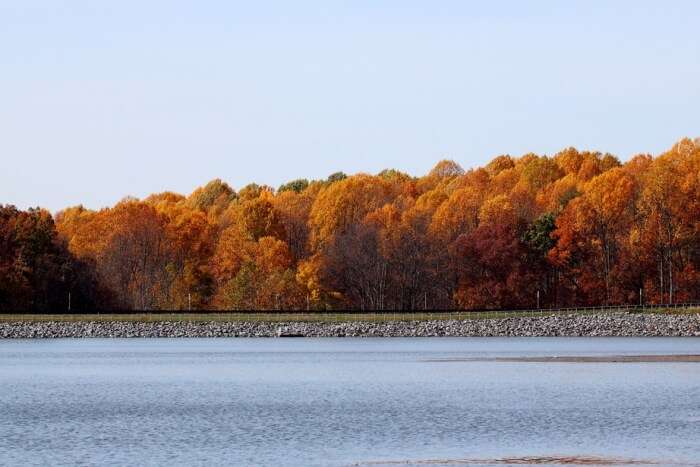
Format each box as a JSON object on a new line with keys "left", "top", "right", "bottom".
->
{"left": 2, "top": 138, "right": 700, "bottom": 311}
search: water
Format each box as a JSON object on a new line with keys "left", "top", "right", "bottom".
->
{"left": 1, "top": 338, "right": 700, "bottom": 466}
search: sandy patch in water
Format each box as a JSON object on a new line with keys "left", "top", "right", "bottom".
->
{"left": 423, "top": 355, "right": 700, "bottom": 363}
{"left": 353, "top": 454, "right": 696, "bottom": 465}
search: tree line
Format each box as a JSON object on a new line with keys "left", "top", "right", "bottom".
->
{"left": 2, "top": 138, "right": 699, "bottom": 312}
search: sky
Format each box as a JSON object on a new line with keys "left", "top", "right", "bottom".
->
{"left": 1, "top": 1, "right": 699, "bottom": 212}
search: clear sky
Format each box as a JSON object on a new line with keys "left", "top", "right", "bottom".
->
{"left": 2, "top": 1, "right": 699, "bottom": 212}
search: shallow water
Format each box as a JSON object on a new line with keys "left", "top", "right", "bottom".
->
{"left": 1, "top": 338, "right": 700, "bottom": 466}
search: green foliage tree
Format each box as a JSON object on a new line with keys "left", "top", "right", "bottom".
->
{"left": 278, "top": 178, "right": 309, "bottom": 193}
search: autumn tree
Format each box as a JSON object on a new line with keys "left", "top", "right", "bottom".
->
{"left": 550, "top": 168, "right": 636, "bottom": 304}
{"left": 1, "top": 205, "right": 105, "bottom": 311}
{"left": 453, "top": 222, "right": 535, "bottom": 309}
{"left": 429, "top": 159, "right": 465, "bottom": 178}
{"left": 188, "top": 179, "right": 236, "bottom": 221}
{"left": 638, "top": 139, "right": 700, "bottom": 303}
{"left": 317, "top": 222, "right": 388, "bottom": 310}
{"left": 12, "top": 137, "right": 700, "bottom": 311}
{"left": 309, "top": 174, "right": 395, "bottom": 249}
{"left": 240, "top": 195, "right": 286, "bottom": 241}
{"left": 218, "top": 236, "right": 303, "bottom": 310}
{"left": 271, "top": 187, "right": 316, "bottom": 261}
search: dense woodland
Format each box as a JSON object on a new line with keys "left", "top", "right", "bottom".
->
{"left": 2, "top": 138, "right": 700, "bottom": 312}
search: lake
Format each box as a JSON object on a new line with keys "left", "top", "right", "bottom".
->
{"left": 1, "top": 338, "right": 700, "bottom": 466}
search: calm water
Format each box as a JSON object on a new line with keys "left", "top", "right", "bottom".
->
{"left": 2, "top": 338, "right": 700, "bottom": 466}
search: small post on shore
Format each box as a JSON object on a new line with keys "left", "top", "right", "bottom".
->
{"left": 68, "top": 292, "right": 71, "bottom": 312}
{"left": 639, "top": 288, "right": 643, "bottom": 306}
{"left": 536, "top": 290, "right": 540, "bottom": 310}
{"left": 188, "top": 293, "right": 192, "bottom": 311}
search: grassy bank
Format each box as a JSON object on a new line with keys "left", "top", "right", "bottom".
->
{"left": 1, "top": 306, "right": 698, "bottom": 323}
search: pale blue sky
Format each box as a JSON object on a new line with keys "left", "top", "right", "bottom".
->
{"left": 2, "top": 1, "right": 699, "bottom": 212}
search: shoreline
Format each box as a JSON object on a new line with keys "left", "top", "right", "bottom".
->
{"left": 1, "top": 312, "right": 700, "bottom": 338}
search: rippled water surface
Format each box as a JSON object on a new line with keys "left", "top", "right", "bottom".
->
{"left": 2, "top": 337, "right": 700, "bottom": 466}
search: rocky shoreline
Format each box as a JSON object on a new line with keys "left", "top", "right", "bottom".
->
{"left": 1, "top": 312, "right": 700, "bottom": 338}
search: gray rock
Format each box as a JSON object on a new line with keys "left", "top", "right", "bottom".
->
{"left": 1, "top": 312, "right": 700, "bottom": 338}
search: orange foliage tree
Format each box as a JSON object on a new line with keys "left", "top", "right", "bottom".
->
{"left": 4, "top": 137, "right": 698, "bottom": 312}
